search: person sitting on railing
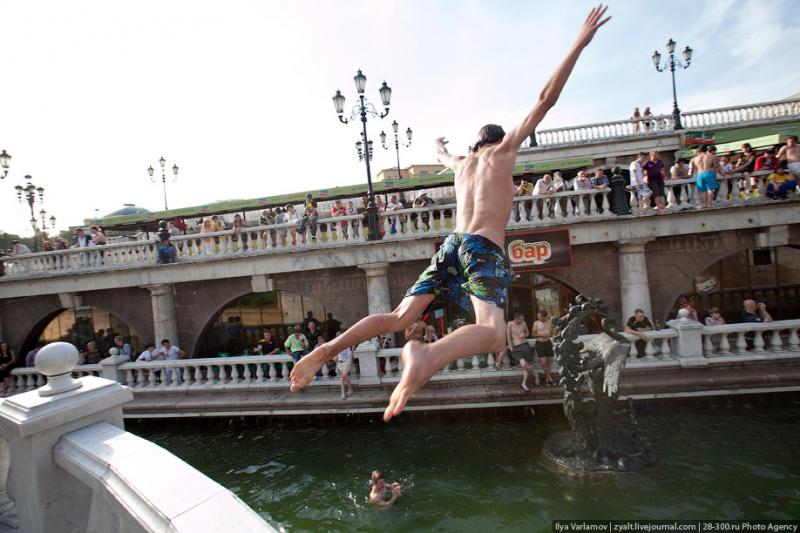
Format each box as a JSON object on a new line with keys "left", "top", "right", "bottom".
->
{"left": 690, "top": 145, "right": 721, "bottom": 209}
{"left": 628, "top": 152, "right": 652, "bottom": 212}
{"left": 9, "top": 240, "right": 31, "bottom": 256}
{"left": 346, "top": 201, "right": 359, "bottom": 237}
{"left": 284, "top": 325, "right": 309, "bottom": 363}
{"left": 259, "top": 208, "right": 278, "bottom": 247}
{"left": 298, "top": 193, "right": 319, "bottom": 243}
{"left": 411, "top": 191, "right": 435, "bottom": 230}
{"left": 136, "top": 343, "right": 163, "bottom": 362}
{"left": 678, "top": 297, "right": 699, "bottom": 321}
{"left": 231, "top": 213, "right": 248, "bottom": 251}
{"left": 704, "top": 307, "right": 726, "bottom": 352}
{"left": 157, "top": 238, "right": 178, "bottom": 264}
{"left": 166, "top": 221, "right": 183, "bottom": 253}
{"left": 572, "top": 170, "right": 593, "bottom": 215}
{"left": 740, "top": 299, "right": 773, "bottom": 351}
{"left": 625, "top": 309, "right": 653, "bottom": 358}
{"left": 531, "top": 173, "right": 556, "bottom": 219}
{"left": 732, "top": 143, "right": 756, "bottom": 194}
{"left": 335, "top": 331, "right": 355, "bottom": 400}
{"left": 766, "top": 163, "right": 797, "bottom": 200}
{"left": 777, "top": 134, "right": 800, "bottom": 176}
{"left": 642, "top": 107, "right": 653, "bottom": 132}
{"left": 199, "top": 217, "right": 215, "bottom": 255}
{"left": 78, "top": 341, "right": 103, "bottom": 365}
{"left": 631, "top": 107, "right": 641, "bottom": 133}
{"left": 54, "top": 236, "right": 69, "bottom": 250}
{"left": 73, "top": 228, "right": 92, "bottom": 248}
{"left": 255, "top": 331, "right": 280, "bottom": 355}
{"left": 642, "top": 150, "right": 666, "bottom": 213}
{"left": 158, "top": 338, "right": 186, "bottom": 382}
{"left": 89, "top": 226, "right": 107, "bottom": 246}
{"left": 386, "top": 194, "right": 405, "bottom": 235}
{"left": 513, "top": 178, "right": 534, "bottom": 222}
{"left": 589, "top": 168, "right": 609, "bottom": 213}
{"left": 669, "top": 158, "right": 689, "bottom": 204}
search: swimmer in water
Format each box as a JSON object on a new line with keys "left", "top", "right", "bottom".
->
{"left": 369, "top": 470, "right": 401, "bottom": 509}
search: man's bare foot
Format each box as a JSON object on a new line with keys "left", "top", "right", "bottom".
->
{"left": 289, "top": 344, "right": 331, "bottom": 392}
{"left": 383, "top": 341, "right": 441, "bottom": 422}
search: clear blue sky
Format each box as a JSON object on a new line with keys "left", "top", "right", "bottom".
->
{"left": 1, "top": 0, "right": 798, "bottom": 235}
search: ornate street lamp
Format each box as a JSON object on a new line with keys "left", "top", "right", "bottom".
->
{"left": 380, "top": 120, "right": 412, "bottom": 182}
{"left": 148, "top": 156, "right": 179, "bottom": 210}
{"left": 14, "top": 174, "right": 52, "bottom": 252}
{"left": 0, "top": 150, "right": 11, "bottom": 179}
{"left": 652, "top": 38, "right": 693, "bottom": 130}
{"left": 332, "top": 69, "right": 392, "bottom": 241}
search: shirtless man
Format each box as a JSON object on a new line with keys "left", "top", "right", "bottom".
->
{"left": 507, "top": 311, "right": 539, "bottom": 391}
{"left": 777, "top": 135, "right": 800, "bottom": 176}
{"left": 690, "top": 144, "right": 720, "bottom": 208}
{"left": 369, "top": 470, "right": 401, "bottom": 509}
{"left": 532, "top": 310, "right": 556, "bottom": 386}
{"left": 289, "top": 5, "right": 611, "bottom": 422}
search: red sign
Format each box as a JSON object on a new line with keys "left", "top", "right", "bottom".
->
{"left": 505, "top": 229, "right": 572, "bottom": 272}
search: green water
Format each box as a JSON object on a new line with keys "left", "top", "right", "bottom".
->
{"left": 131, "top": 398, "right": 800, "bottom": 533}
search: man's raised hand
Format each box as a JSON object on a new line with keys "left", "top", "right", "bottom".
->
{"left": 435, "top": 137, "right": 449, "bottom": 152}
{"left": 576, "top": 4, "right": 610, "bottom": 48}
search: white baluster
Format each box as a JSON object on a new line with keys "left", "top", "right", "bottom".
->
{"left": 256, "top": 361, "right": 265, "bottom": 381}
{"left": 172, "top": 364, "right": 182, "bottom": 386}
{"left": 601, "top": 191, "right": 610, "bottom": 214}
{"left": 753, "top": 331, "right": 766, "bottom": 352}
{"left": 718, "top": 332, "right": 731, "bottom": 355}
{"left": 736, "top": 331, "right": 747, "bottom": 353}
{"left": 149, "top": 366, "right": 158, "bottom": 387}
{"left": 243, "top": 362, "right": 252, "bottom": 382}
{"left": 703, "top": 335, "right": 714, "bottom": 356}
{"left": 456, "top": 357, "right": 465, "bottom": 371}
{"left": 769, "top": 329, "right": 783, "bottom": 351}
{"left": 471, "top": 354, "right": 480, "bottom": 370}
{"left": 487, "top": 352, "right": 496, "bottom": 369}
{"left": 629, "top": 190, "right": 639, "bottom": 216}
{"left": 666, "top": 186, "right": 677, "bottom": 208}
{"left": 788, "top": 327, "right": 799, "bottom": 351}
{"left": 281, "top": 362, "right": 290, "bottom": 380}
{"left": 218, "top": 363, "right": 227, "bottom": 384}
{"left": 644, "top": 339, "right": 657, "bottom": 359}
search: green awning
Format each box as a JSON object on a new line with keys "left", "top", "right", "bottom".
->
{"left": 84, "top": 172, "right": 456, "bottom": 229}
{"left": 513, "top": 155, "right": 594, "bottom": 175}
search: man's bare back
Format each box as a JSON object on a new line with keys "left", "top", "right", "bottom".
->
{"left": 446, "top": 148, "right": 517, "bottom": 248}
{"left": 691, "top": 152, "right": 719, "bottom": 174}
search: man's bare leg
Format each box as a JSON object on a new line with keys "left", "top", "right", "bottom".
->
{"left": 384, "top": 296, "right": 505, "bottom": 422}
{"left": 289, "top": 294, "right": 433, "bottom": 392}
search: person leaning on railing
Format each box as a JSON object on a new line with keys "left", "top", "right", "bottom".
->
{"left": 732, "top": 143, "right": 756, "bottom": 193}
{"left": 740, "top": 299, "right": 773, "bottom": 351}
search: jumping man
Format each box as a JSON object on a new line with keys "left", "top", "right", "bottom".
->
{"left": 290, "top": 5, "right": 611, "bottom": 422}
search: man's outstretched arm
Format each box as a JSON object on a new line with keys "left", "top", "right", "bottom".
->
{"left": 435, "top": 137, "right": 465, "bottom": 171}
{"left": 501, "top": 4, "right": 611, "bottom": 151}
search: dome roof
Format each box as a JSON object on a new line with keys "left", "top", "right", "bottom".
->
{"left": 105, "top": 204, "right": 153, "bottom": 217}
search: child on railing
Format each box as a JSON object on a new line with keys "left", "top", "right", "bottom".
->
{"left": 335, "top": 331, "right": 355, "bottom": 400}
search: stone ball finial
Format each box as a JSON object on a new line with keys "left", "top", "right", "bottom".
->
{"left": 108, "top": 347, "right": 119, "bottom": 356}
{"left": 35, "top": 342, "right": 83, "bottom": 397}
{"left": 677, "top": 308, "right": 690, "bottom": 320}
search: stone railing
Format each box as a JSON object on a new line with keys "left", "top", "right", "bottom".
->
{"left": 533, "top": 98, "right": 800, "bottom": 148}
{"left": 682, "top": 98, "right": 800, "bottom": 129}
{"left": 1, "top": 169, "right": 796, "bottom": 280}
{"left": 701, "top": 319, "right": 800, "bottom": 357}
{"left": 0, "top": 342, "right": 276, "bottom": 532}
{"left": 535, "top": 113, "right": 675, "bottom": 147}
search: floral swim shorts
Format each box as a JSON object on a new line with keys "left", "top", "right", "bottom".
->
{"left": 405, "top": 232, "right": 513, "bottom": 314}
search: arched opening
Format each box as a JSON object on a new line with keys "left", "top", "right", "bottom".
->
{"left": 196, "top": 290, "right": 330, "bottom": 357}
{"left": 671, "top": 245, "right": 800, "bottom": 323}
{"left": 22, "top": 307, "right": 143, "bottom": 358}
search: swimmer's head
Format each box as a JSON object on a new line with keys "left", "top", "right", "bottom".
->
{"left": 371, "top": 470, "right": 384, "bottom": 486}
{"left": 471, "top": 124, "right": 505, "bottom": 153}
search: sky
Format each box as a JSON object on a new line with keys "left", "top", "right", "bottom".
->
{"left": 1, "top": 0, "right": 798, "bottom": 236}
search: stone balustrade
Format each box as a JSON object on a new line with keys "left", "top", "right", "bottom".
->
{"left": 3, "top": 168, "right": 793, "bottom": 281}
{"left": 533, "top": 98, "right": 800, "bottom": 148}
{"left": 700, "top": 319, "right": 800, "bottom": 357}
{"left": 536, "top": 113, "right": 675, "bottom": 147}
{"left": 10, "top": 320, "right": 799, "bottom": 398}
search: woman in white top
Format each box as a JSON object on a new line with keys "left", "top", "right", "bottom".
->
{"left": 335, "top": 331, "right": 354, "bottom": 400}
{"left": 284, "top": 205, "right": 300, "bottom": 245}
{"left": 199, "top": 217, "right": 215, "bottom": 255}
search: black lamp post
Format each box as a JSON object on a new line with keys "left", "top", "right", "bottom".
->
{"left": 652, "top": 39, "right": 693, "bottom": 130}
{"left": 0, "top": 150, "right": 11, "bottom": 179}
{"left": 147, "top": 156, "right": 179, "bottom": 210}
{"left": 14, "top": 174, "right": 52, "bottom": 252}
{"left": 380, "top": 120, "right": 412, "bottom": 182}
{"left": 332, "top": 70, "right": 392, "bottom": 241}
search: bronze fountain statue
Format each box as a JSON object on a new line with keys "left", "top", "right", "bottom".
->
{"left": 543, "top": 295, "right": 657, "bottom": 472}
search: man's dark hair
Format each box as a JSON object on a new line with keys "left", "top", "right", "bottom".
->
{"left": 634, "top": 308, "right": 645, "bottom": 314}
{"left": 765, "top": 148, "right": 775, "bottom": 155}
{"left": 788, "top": 135, "right": 798, "bottom": 142}
{"left": 698, "top": 145, "right": 708, "bottom": 153}
{"left": 306, "top": 193, "right": 313, "bottom": 199}
{"left": 307, "top": 311, "right": 314, "bottom": 317}
{"left": 471, "top": 124, "right": 505, "bottom": 153}
{"left": 637, "top": 152, "right": 647, "bottom": 158}
{"left": 161, "top": 339, "right": 170, "bottom": 345}
{"left": 145, "top": 343, "right": 155, "bottom": 349}
{"left": 327, "top": 312, "right": 333, "bottom": 319}
{"left": 742, "top": 143, "right": 752, "bottom": 151}
{"left": 513, "top": 310, "right": 524, "bottom": 319}
{"left": 708, "top": 145, "right": 717, "bottom": 153}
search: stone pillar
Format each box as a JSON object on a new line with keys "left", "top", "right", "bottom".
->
{"left": 666, "top": 309, "right": 708, "bottom": 367}
{"left": 359, "top": 262, "right": 392, "bottom": 315}
{"left": 354, "top": 341, "right": 380, "bottom": 385}
{"left": 0, "top": 342, "right": 132, "bottom": 532}
{"left": 147, "top": 284, "right": 179, "bottom": 346}
{"left": 617, "top": 239, "right": 653, "bottom": 323}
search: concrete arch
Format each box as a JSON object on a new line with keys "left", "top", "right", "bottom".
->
{"left": 1, "top": 294, "right": 63, "bottom": 356}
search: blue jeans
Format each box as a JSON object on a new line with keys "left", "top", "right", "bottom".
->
{"left": 291, "top": 350, "right": 308, "bottom": 363}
